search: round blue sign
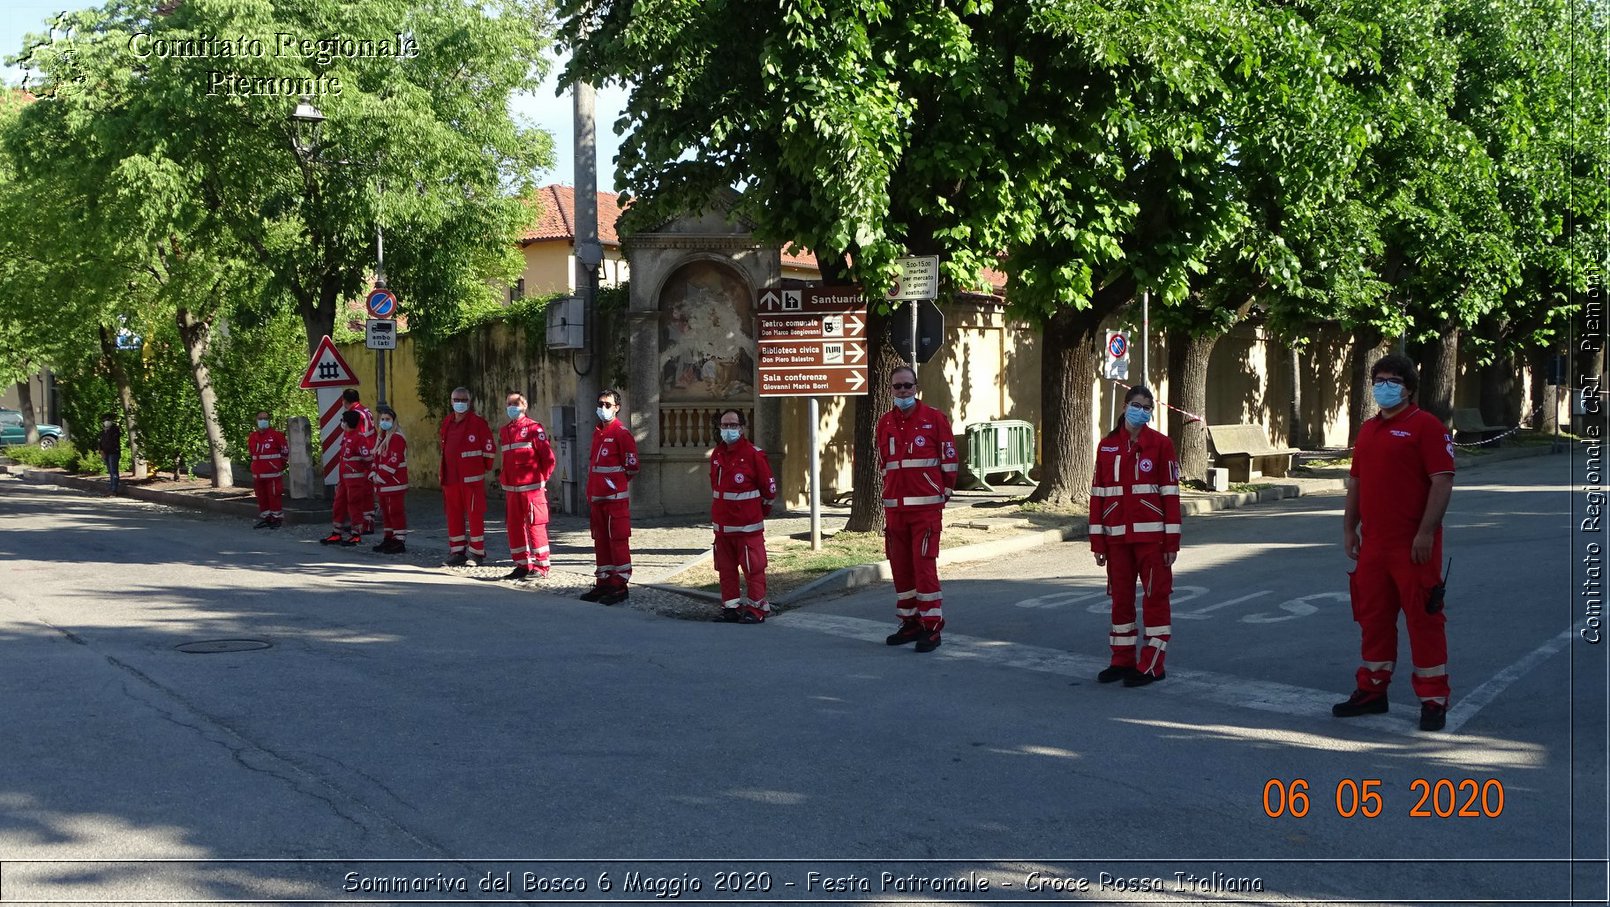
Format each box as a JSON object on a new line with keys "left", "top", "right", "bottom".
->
{"left": 1108, "top": 333, "right": 1127, "bottom": 358}
{"left": 366, "top": 289, "right": 397, "bottom": 318}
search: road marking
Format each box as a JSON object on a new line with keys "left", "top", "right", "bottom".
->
{"left": 1444, "top": 628, "right": 1574, "bottom": 734}
{"left": 1084, "top": 584, "right": 1207, "bottom": 614}
{"left": 1175, "top": 590, "right": 1271, "bottom": 619}
{"left": 775, "top": 612, "right": 1421, "bottom": 737}
{"left": 1241, "top": 591, "right": 1347, "bottom": 624}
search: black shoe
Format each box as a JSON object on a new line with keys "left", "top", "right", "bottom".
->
{"left": 1098, "top": 665, "right": 1136, "bottom": 684}
{"left": 885, "top": 623, "right": 925, "bottom": 646}
{"left": 466, "top": 556, "right": 484, "bottom": 568}
{"left": 599, "top": 589, "right": 630, "bottom": 606}
{"left": 1419, "top": 702, "right": 1447, "bottom": 732}
{"left": 914, "top": 631, "right": 942, "bottom": 653}
{"left": 715, "top": 608, "right": 742, "bottom": 623}
{"left": 268, "top": 520, "right": 282, "bottom": 530}
{"left": 503, "top": 566, "right": 531, "bottom": 580}
{"left": 580, "top": 585, "right": 608, "bottom": 602}
{"left": 1332, "top": 689, "right": 1389, "bottom": 717}
{"left": 253, "top": 519, "right": 272, "bottom": 529}
{"left": 1124, "top": 670, "right": 1164, "bottom": 687}
{"left": 444, "top": 553, "right": 469, "bottom": 567}
{"left": 738, "top": 611, "right": 765, "bottom": 624}
{"left": 372, "top": 540, "right": 391, "bottom": 552}
{"left": 319, "top": 532, "right": 344, "bottom": 545}
{"left": 341, "top": 535, "right": 362, "bottom": 547}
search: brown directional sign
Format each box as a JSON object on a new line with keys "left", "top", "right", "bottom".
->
{"left": 756, "top": 286, "right": 871, "bottom": 397}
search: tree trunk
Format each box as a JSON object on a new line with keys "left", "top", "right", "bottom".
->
{"left": 98, "top": 324, "right": 148, "bottom": 479}
{"left": 295, "top": 273, "right": 343, "bottom": 355}
{"left": 1167, "top": 332, "right": 1218, "bottom": 480}
{"left": 176, "top": 307, "right": 233, "bottom": 488}
{"left": 844, "top": 304, "right": 902, "bottom": 534}
{"left": 1415, "top": 324, "right": 1459, "bottom": 423}
{"left": 15, "top": 380, "right": 39, "bottom": 444}
{"left": 1478, "top": 354, "right": 1519, "bottom": 427}
{"left": 1527, "top": 347, "right": 1560, "bottom": 432}
{"left": 1285, "top": 340, "right": 1309, "bottom": 449}
{"left": 1028, "top": 307, "right": 1104, "bottom": 507}
{"left": 1347, "top": 329, "right": 1387, "bottom": 445}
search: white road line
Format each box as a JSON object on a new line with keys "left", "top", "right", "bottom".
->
{"left": 1175, "top": 590, "right": 1271, "bottom": 619}
{"left": 777, "top": 613, "right": 1572, "bottom": 740}
{"left": 774, "top": 612, "right": 1419, "bottom": 737}
{"left": 1444, "top": 628, "right": 1575, "bottom": 734}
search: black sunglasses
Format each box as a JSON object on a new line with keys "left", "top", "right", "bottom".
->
{"left": 891, "top": 382, "right": 916, "bottom": 390}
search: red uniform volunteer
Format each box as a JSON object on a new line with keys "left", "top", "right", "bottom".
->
{"left": 500, "top": 415, "right": 556, "bottom": 575}
{"left": 586, "top": 415, "right": 638, "bottom": 597}
{"left": 440, "top": 412, "right": 495, "bottom": 561}
{"left": 875, "top": 397, "right": 958, "bottom": 645}
{"left": 1089, "top": 424, "right": 1182, "bottom": 678}
{"left": 248, "top": 427, "right": 289, "bottom": 526}
{"left": 371, "top": 429, "right": 409, "bottom": 549}
{"left": 710, "top": 434, "right": 777, "bottom": 622}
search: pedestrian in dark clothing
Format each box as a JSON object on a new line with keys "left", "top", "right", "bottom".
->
{"left": 98, "top": 414, "right": 121, "bottom": 495}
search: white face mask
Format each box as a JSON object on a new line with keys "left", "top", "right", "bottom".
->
{"left": 103, "top": 420, "right": 114, "bottom": 428}
{"left": 451, "top": 400, "right": 469, "bottom": 414}
{"left": 596, "top": 406, "right": 614, "bottom": 423}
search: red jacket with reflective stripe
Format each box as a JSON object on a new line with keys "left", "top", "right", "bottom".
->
{"left": 439, "top": 413, "right": 495, "bottom": 483}
{"left": 1088, "top": 425, "right": 1182, "bottom": 553}
{"left": 587, "top": 418, "right": 638, "bottom": 502}
{"left": 370, "top": 432, "right": 408, "bottom": 491}
{"left": 337, "top": 425, "right": 373, "bottom": 478}
{"left": 248, "top": 429, "right": 289, "bottom": 478}
{"left": 875, "top": 401, "right": 958, "bottom": 511}
{"left": 710, "top": 437, "right": 777, "bottom": 533}
{"left": 499, "top": 417, "right": 556, "bottom": 491}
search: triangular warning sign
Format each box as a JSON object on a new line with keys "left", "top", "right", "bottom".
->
{"left": 299, "top": 335, "right": 360, "bottom": 389}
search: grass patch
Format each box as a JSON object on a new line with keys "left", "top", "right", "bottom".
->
{"left": 1228, "top": 482, "right": 1274, "bottom": 494}
{"left": 1301, "top": 457, "right": 1353, "bottom": 469}
{"left": 668, "top": 530, "right": 889, "bottom": 601}
{"left": 4, "top": 442, "right": 81, "bottom": 470}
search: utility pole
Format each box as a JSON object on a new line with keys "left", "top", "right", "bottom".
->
{"left": 570, "top": 80, "right": 602, "bottom": 515}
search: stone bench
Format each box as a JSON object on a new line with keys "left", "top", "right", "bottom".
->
{"left": 1207, "top": 424, "right": 1299, "bottom": 483}
{"left": 1451, "top": 408, "right": 1509, "bottom": 445}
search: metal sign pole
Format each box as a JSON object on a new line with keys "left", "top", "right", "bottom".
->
{"left": 909, "top": 299, "right": 920, "bottom": 380}
{"left": 375, "top": 224, "right": 388, "bottom": 407}
{"left": 1141, "top": 290, "right": 1149, "bottom": 390}
{"left": 809, "top": 397, "right": 821, "bottom": 550}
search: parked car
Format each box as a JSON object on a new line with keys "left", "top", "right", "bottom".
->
{"left": 0, "top": 408, "right": 65, "bottom": 448}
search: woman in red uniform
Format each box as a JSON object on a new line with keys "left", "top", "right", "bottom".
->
{"left": 1088, "top": 385, "right": 1182, "bottom": 686}
{"left": 370, "top": 405, "right": 409, "bottom": 553}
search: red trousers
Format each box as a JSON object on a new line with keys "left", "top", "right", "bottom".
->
{"left": 332, "top": 478, "right": 374, "bottom": 535}
{"left": 1349, "top": 545, "right": 1450, "bottom": 704}
{"left": 506, "top": 490, "right": 551, "bottom": 570}
{"left": 886, "top": 508, "right": 944, "bottom": 631}
{"left": 378, "top": 490, "right": 407, "bottom": 540}
{"left": 1104, "top": 540, "right": 1172, "bottom": 676}
{"left": 252, "top": 476, "right": 283, "bottom": 520}
{"left": 714, "top": 532, "right": 769, "bottom": 617}
{"left": 589, "top": 501, "right": 632, "bottom": 589}
{"left": 443, "top": 481, "right": 488, "bottom": 557}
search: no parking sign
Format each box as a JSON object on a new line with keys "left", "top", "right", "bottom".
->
{"left": 1104, "top": 331, "right": 1129, "bottom": 380}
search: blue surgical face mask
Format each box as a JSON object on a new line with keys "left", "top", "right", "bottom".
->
{"left": 256, "top": 419, "right": 270, "bottom": 430}
{"left": 719, "top": 427, "right": 741, "bottom": 444}
{"left": 597, "top": 406, "right": 615, "bottom": 423}
{"left": 378, "top": 419, "right": 394, "bottom": 432}
{"left": 451, "top": 400, "right": 469, "bottom": 414}
{"left": 506, "top": 405, "right": 523, "bottom": 421}
{"left": 1372, "top": 380, "right": 1405, "bottom": 409}
{"left": 893, "top": 395, "right": 917, "bottom": 411}
{"left": 1125, "top": 403, "right": 1152, "bottom": 427}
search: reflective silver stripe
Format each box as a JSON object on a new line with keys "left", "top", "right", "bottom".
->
{"left": 895, "top": 607, "right": 919, "bottom": 618}
{"left": 1146, "top": 638, "right": 1169, "bottom": 651}
{"left": 723, "top": 598, "right": 742, "bottom": 608}
{"left": 378, "top": 484, "right": 408, "bottom": 494}
{"left": 535, "top": 546, "right": 550, "bottom": 555}
{"left": 896, "top": 590, "right": 918, "bottom": 600}
{"left": 1105, "top": 525, "right": 1128, "bottom": 536}
{"left": 460, "top": 450, "right": 483, "bottom": 458}
{"left": 1131, "top": 521, "right": 1166, "bottom": 532}
{"left": 510, "top": 546, "right": 529, "bottom": 554}
{"left": 501, "top": 442, "right": 533, "bottom": 451}
{"left": 1413, "top": 665, "right": 1448, "bottom": 677}
{"left": 1131, "top": 483, "right": 1161, "bottom": 494}
{"left": 251, "top": 454, "right": 281, "bottom": 460}
{"left": 894, "top": 494, "right": 945, "bottom": 506}
{"left": 720, "top": 490, "right": 761, "bottom": 501}
{"left": 1143, "top": 625, "right": 1172, "bottom": 636}
{"left": 1089, "top": 525, "right": 1108, "bottom": 536}
{"left": 914, "top": 591, "right": 942, "bottom": 602}
{"left": 901, "top": 457, "right": 939, "bottom": 468}
{"left": 1159, "top": 484, "right": 1180, "bottom": 496}
{"left": 1363, "top": 660, "right": 1396, "bottom": 671}
{"left": 463, "top": 475, "right": 483, "bottom": 483}
{"left": 1111, "top": 622, "right": 1137, "bottom": 633}
{"left": 1109, "top": 636, "right": 1133, "bottom": 646}
{"left": 718, "top": 522, "right": 765, "bottom": 533}
{"left": 1422, "top": 695, "right": 1449, "bottom": 705}
{"left": 255, "top": 471, "right": 283, "bottom": 479}
{"left": 502, "top": 482, "right": 546, "bottom": 492}
{"left": 593, "top": 465, "right": 625, "bottom": 473}
{"left": 590, "top": 491, "right": 630, "bottom": 501}
{"left": 341, "top": 472, "right": 366, "bottom": 479}
{"left": 920, "top": 607, "right": 943, "bottom": 618}
{"left": 882, "top": 498, "right": 899, "bottom": 506}
{"left": 1165, "top": 524, "right": 1182, "bottom": 534}
{"left": 1089, "top": 486, "right": 1121, "bottom": 497}
{"left": 941, "top": 463, "right": 958, "bottom": 472}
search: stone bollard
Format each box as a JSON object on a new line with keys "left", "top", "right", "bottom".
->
{"left": 287, "top": 416, "right": 319, "bottom": 499}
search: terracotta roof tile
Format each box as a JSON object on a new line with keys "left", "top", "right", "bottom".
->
{"left": 520, "top": 185, "right": 625, "bottom": 246}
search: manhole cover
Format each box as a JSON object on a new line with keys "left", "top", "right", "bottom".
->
{"left": 175, "top": 639, "right": 272, "bottom": 654}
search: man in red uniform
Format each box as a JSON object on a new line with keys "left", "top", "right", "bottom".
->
{"left": 439, "top": 386, "right": 495, "bottom": 567}
{"left": 583, "top": 388, "right": 638, "bottom": 605}
{"left": 369, "top": 405, "right": 409, "bottom": 553}
{"left": 710, "top": 409, "right": 777, "bottom": 623}
{"left": 499, "top": 392, "right": 556, "bottom": 579}
{"left": 248, "top": 410, "right": 289, "bottom": 529}
{"left": 338, "top": 387, "right": 376, "bottom": 534}
{"left": 1088, "top": 385, "right": 1183, "bottom": 686}
{"left": 1335, "top": 354, "right": 1456, "bottom": 732}
{"left": 320, "top": 409, "right": 373, "bottom": 547}
{"left": 876, "top": 365, "right": 959, "bottom": 652}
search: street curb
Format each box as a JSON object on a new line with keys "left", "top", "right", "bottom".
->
{"left": 778, "top": 446, "right": 1564, "bottom": 605}
{"left": 4, "top": 464, "right": 314, "bottom": 524}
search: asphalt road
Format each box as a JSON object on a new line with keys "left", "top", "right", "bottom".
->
{"left": 0, "top": 453, "right": 1601, "bottom": 906}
